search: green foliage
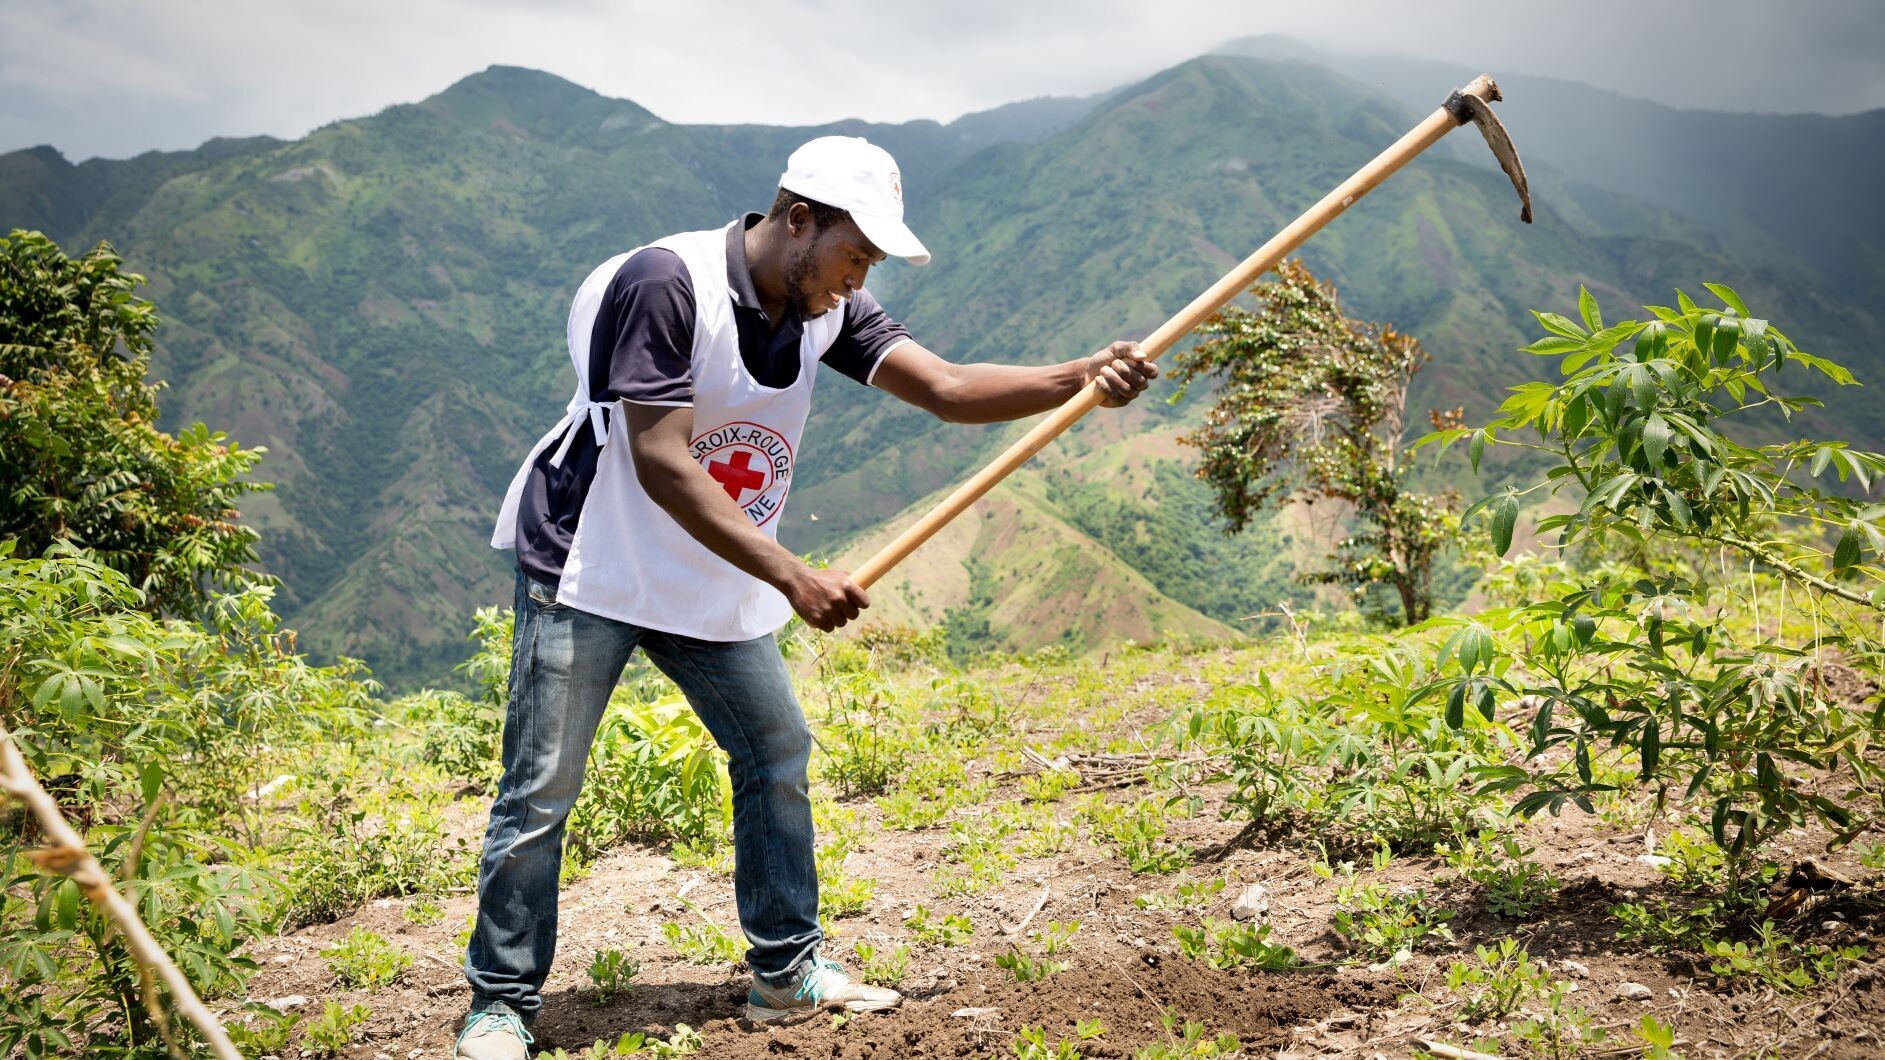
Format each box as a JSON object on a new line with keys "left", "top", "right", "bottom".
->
{"left": 1134, "top": 875, "right": 1226, "bottom": 912}
{"left": 302, "top": 1001, "right": 370, "bottom": 1057}
{"left": 587, "top": 948, "right": 640, "bottom": 1003}
{"left": 1193, "top": 647, "right": 1508, "bottom": 851}
{"left": 1173, "top": 259, "right": 1455, "bottom": 624}
{"left": 1132, "top": 1009, "right": 1240, "bottom": 1059}
{"left": 1424, "top": 284, "right": 1885, "bottom": 872}
{"left": 850, "top": 941, "right": 910, "bottom": 986}
{"left": 1011, "top": 1023, "right": 1089, "bottom": 1060}
{"left": 280, "top": 783, "right": 471, "bottom": 927}
{"left": 904, "top": 904, "right": 973, "bottom": 946}
{"left": 1324, "top": 864, "right": 1455, "bottom": 966}
{"left": 567, "top": 693, "right": 733, "bottom": 864}
{"left": 1444, "top": 938, "right": 1551, "bottom": 1022}
{"left": 321, "top": 926, "right": 410, "bottom": 989}
{"left": 1703, "top": 919, "right": 1863, "bottom": 992}
{"left": 1171, "top": 919, "right": 1298, "bottom": 971}
{"left": 541, "top": 1025, "right": 705, "bottom": 1059}
{"left": 1510, "top": 982, "right": 1605, "bottom": 1060}
{"left": 0, "top": 545, "right": 377, "bottom": 1054}
{"left": 398, "top": 688, "right": 500, "bottom": 786}
{"left": 1437, "top": 831, "right": 1561, "bottom": 916}
{"left": 661, "top": 910, "right": 744, "bottom": 966}
{"left": 0, "top": 230, "right": 269, "bottom": 615}
{"left": 995, "top": 949, "right": 1069, "bottom": 982}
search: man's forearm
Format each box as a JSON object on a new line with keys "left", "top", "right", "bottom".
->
{"left": 636, "top": 458, "right": 805, "bottom": 590}
{"left": 926, "top": 358, "right": 1090, "bottom": 424}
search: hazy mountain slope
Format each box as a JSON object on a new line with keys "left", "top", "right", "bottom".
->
{"left": 4, "top": 54, "right": 1877, "bottom": 687}
{"left": 1218, "top": 36, "right": 1885, "bottom": 310}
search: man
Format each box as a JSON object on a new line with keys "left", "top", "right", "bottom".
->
{"left": 459, "top": 135, "right": 1156, "bottom": 1059}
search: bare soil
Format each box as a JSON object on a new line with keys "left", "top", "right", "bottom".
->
{"left": 237, "top": 650, "right": 1885, "bottom": 1059}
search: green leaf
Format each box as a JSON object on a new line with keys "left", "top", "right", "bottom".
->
{"left": 1491, "top": 492, "right": 1519, "bottom": 556}
{"left": 1640, "top": 718, "right": 1661, "bottom": 780}
{"left": 1446, "top": 683, "right": 1466, "bottom": 729}
{"left": 1468, "top": 430, "right": 1486, "bottom": 474}
{"left": 1833, "top": 522, "right": 1863, "bottom": 571}
{"left": 1533, "top": 311, "right": 1589, "bottom": 339}
{"left": 1642, "top": 413, "right": 1671, "bottom": 468}
{"left": 1578, "top": 285, "right": 1603, "bottom": 332}
{"left": 1521, "top": 336, "right": 1587, "bottom": 356}
{"left": 1703, "top": 282, "right": 1750, "bottom": 317}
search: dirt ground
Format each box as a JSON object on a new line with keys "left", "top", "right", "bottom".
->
{"left": 236, "top": 655, "right": 1885, "bottom": 1059}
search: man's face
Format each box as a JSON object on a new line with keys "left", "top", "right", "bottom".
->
{"left": 782, "top": 208, "right": 887, "bottom": 319}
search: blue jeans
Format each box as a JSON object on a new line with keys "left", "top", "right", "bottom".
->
{"left": 464, "top": 570, "right": 820, "bottom": 1022}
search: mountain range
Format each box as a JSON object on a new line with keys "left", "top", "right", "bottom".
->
{"left": 5, "top": 44, "right": 1879, "bottom": 687}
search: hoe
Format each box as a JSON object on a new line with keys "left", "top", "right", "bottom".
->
{"left": 850, "top": 75, "right": 1532, "bottom": 589}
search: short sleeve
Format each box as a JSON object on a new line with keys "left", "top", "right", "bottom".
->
{"left": 592, "top": 249, "right": 698, "bottom": 405}
{"left": 822, "top": 287, "right": 912, "bottom": 386}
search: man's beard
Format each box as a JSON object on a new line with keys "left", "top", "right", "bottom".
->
{"left": 782, "top": 239, "right": 825, "bottom": 319}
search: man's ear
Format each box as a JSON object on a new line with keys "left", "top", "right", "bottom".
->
{"left": 786, "top": 201, "right": 816, "bottom": 239}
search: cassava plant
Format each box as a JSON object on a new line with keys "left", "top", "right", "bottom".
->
{"left": 1420, "top": 283, "right": 1885, "bottom": 878}
{"left": 1172, "top": 259, "right": 1455, "bottom": 624}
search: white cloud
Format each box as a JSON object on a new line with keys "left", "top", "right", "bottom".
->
{"left": 1, "top": 0, "right": 1880, "bottom": 160}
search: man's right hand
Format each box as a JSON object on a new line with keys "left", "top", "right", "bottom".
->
{"left": 782, "top": 567, "right": 869, "bottom": 631}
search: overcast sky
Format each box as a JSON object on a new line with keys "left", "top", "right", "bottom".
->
{"left": 5, "top": 0, "right": 1883, "bottom": 161}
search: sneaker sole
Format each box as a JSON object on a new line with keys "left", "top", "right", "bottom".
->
{"left": 745, "top": 997, "right": 901, "bottom": 1022}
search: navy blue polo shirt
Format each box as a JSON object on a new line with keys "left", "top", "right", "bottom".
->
{"left": 514, "top": 214, "right": 913, "bottom": 587}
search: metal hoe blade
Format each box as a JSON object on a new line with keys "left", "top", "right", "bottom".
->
{"left": 1444, "top": 76, "right": 1533, "bottom": 224}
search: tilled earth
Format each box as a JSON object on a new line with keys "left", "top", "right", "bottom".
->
{"left": 237, "top": 655, "right": 1885, "bottom": 1059}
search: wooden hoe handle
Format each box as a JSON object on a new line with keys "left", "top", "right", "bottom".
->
{"left": 851, "top": 75, "right": 1516, "bottom": 590}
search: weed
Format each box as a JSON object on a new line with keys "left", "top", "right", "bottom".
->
{"left": 1171, "top": 920, "right": 1298, "bottom": 971}
{"left": 1511, "top": 982, "right": 1604, "bottom": 1060}
{"left": 1135, "top": 875, "right": 1226, "bottom": 912}
{"left": 1011, "top": 1023, "right": 1089, "bottom": 1059}
{"left": 662, "top": 911, "right": 744, "bottom": 965}
{"left": 1133, "top": 1009, "right": 1240, "bottom": 1059}
{"left": 1037, "top": 920, "right": 1080, "bottom": 955}
{"left": 540, "top": 1024, "right": 705, "bottom": 1058}
{"left": 226, "top": 1007, "right": 299, "bottom": 1055}
{"left": 321, "top": 927, "right": 411, "bottom": 989}
{"left": 403, "top": 897, "right": 445, "bottom": 926}
{"left": 1437, "top": 831, "right": 1561, "bottom": 916}
{"left": 1020, "top": 769, "right": 1078, "bottom": 803}
{"left": 1856, "top": 841, "right": 1885, "bottom": 871}
{"left": 851, "top": 941, "right": 911, "bottom": 986}
{"left": 905, "top": 905, "right": 973, "bottom": 947}
{"left": 1633, "top": 1015, "right": 1685, "bottom": 1060}
{"left": 670, "top": 834, "right": 734, "bottom": 875}
{"left": 302, "top": 1001, "right": 370, "bottom": 1057}
{"left": 1703, "top": 920, "right": 1863, "bottom": 992}
{"left": 1443, "top": 938, "right": 1550, "bottom": 1023}
{"left": 1326, "top": 866, "right": 1454, "bottom": 966}
{"left": 588, "top": 948, "right": 640, "bottom": 1002}
{"left": 876, "top": 788, "right": 953, "bottom": 830}
{"left": 816, "top": 842, "right": 877, "bottom": 919}
{"left": 996, "top": 949, "right": 1070, "bottom": 982}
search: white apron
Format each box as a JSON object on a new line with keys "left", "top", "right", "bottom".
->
{"left": 492, "top": 224, "right": 845, "bottom": 640}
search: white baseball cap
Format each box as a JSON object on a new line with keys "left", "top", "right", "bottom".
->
{"left": 779, "top": 136, "right": 930, "bottom": 266}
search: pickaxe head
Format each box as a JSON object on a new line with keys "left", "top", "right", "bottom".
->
{"left": 1444, "top": 75, "right": 1533, "bottom": 224}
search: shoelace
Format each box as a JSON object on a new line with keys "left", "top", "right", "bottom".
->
{"left": 461, "top": 1010, "right": 534, "bottom": 1048}
{"left": 792, "top": 954, "right": 847, "bottom": 1002}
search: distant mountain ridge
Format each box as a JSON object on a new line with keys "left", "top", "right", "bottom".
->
{"left": 5, "top": 49, "right": 1879, "bottom": 687}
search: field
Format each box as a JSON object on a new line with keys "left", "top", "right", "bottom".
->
{"left": 218, "top": 625, "right": 1884, "bottom": 1060}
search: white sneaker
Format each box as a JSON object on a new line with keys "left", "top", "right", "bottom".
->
{"left": 455, "top": 1010, "right": 533, "bottom": 1059}
{"left": 745, "top": 954, "right": 902, "bottom": 1022}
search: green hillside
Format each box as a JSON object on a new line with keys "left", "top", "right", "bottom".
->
{"left": 4, "top": 53, "right": 1877, "bottom": 687}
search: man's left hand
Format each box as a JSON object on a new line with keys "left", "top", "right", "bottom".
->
{"left": 1084, "top": 341, "right": 1158, "bottom": 407}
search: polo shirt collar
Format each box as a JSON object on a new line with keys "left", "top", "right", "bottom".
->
{"left": 726, "top": 213, "right": 765, "bottom": 310}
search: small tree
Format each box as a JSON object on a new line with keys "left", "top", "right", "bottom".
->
{"left": 0, "top": 230, "right": 268, "bottom": 614}
{"left": 1172, "top": 260, "right": 1453, "bottom": 624}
